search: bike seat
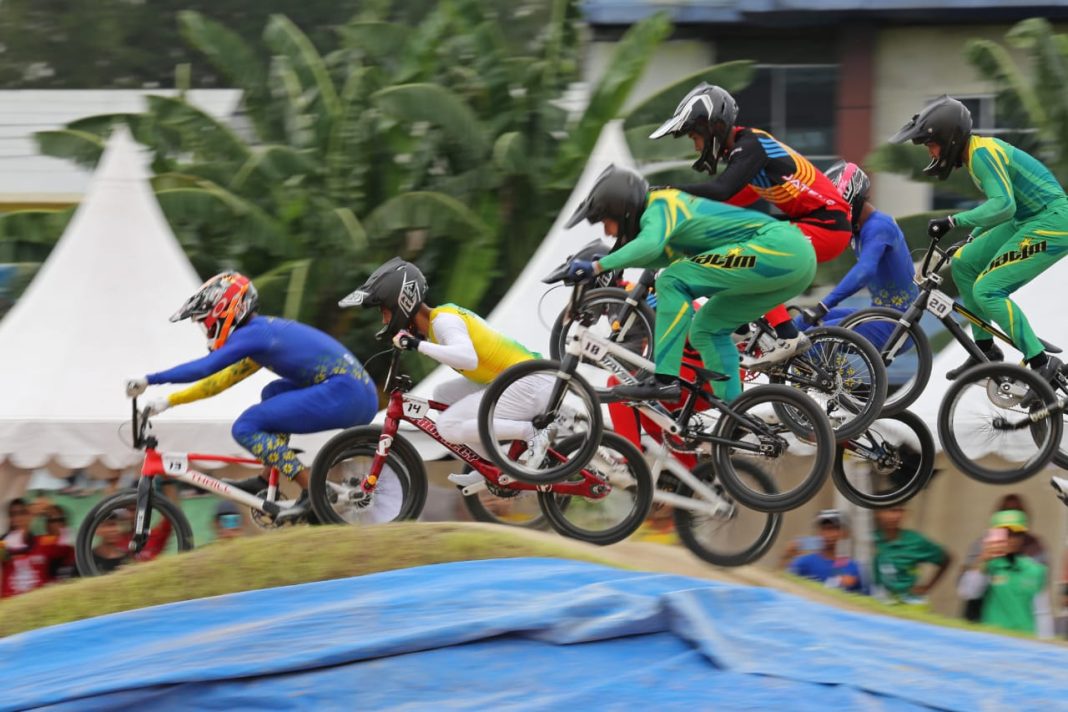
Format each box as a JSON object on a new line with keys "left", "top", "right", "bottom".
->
{"left": 1040, "top": 338, "right": 1062, "bottom": 354}
{"left": 689, "top": 365, "right": 730, "bottom": 383}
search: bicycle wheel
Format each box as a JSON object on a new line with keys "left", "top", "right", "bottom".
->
{"left": 309, "top": 426, "right": 428, "bottom": 524}
{"left": 832, "top": 409, "right": 935, "bottom": 509}
{"left": 549, "top": 287, "right": 656, "bottom": 363}
{"left": 712, "top": 384, "right": 834, "bottom": 513}
{"left": 673, "top": 459, "right": 782, "bottom": 567}
{"left": 537, "top": 431, "right": 654, "bottom": 545}
{"left": 478, "top": 359, "right": 603, "bottom": 484}
{"left": 75, "top": 489, "right": 194, "bottom": 577}
{"left": 770, "top": 325, "right": 887, "bottom": 441}
{"left": 458, "top": 465, "right": 549, "bottom": 529}
{"left": 938, "top": 362, "right": 1061, "bottom": 484}
{"left": 839, "top": 307, "right": 932, "bottom": 416}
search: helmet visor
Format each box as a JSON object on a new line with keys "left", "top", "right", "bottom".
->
{"left": 649, "top": 111, "right": 690, "bottom": 140}
{"left": 888, "top": 114, "right": 926, "bottom": 145}
{"left": 339, "top": 288, "right": 375, "bottom": 308}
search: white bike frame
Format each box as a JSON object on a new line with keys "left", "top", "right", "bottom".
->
{"left": 562, "top": 321, "right": 735, "bottom": 517}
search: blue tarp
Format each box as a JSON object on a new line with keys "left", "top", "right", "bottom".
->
{"left": 2, "top": 558, "right": 1066, "bottom": 710}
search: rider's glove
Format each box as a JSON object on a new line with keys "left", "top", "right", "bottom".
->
{"left": 566, "top": 259, "right": 597, "bottom": 282}
{"left": 145, "top": 397, "right": 170, "bottom": 415}
{"left": 125, "top": 376, "right": 149, "bottom": 397}
{"left": 645, "top": 291, "right": 657, "bottom": 309}
{"left": 392, "top": 329, "right": 423, "bottom": 351}
{"left": 927, "top": 215, "right": 955, "bottom": 240}
{"left": 800, "top": 302, "right": 829, "bottom": 326}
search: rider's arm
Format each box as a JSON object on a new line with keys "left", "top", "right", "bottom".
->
{"left": 726, "top": 185, "right": 761, "bottom": 207}
{"left": 146, "top": 328, "right": 259, "bottom": 385}
{"left": 674, "top": 134, "right": 767, "bottom": 203}
{"left": 417, "top": 312, "right": 478, "bottom": 370}
{"left": 166, "top": 358, "right": 263, "bottom": 406}
{"left": 821, "top": 228, "right": 889, "bottom": 310}
{"left": 596, "top": 203, "right": 671, "bottom": 271}
{"left": 952, "top": 146, "right": 1016, "bottom": 229}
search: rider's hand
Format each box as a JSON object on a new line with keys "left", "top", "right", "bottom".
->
{"left": 800, "top": 302, "right": 829, "bottom": 326}
{"left": 645, "top": 291, "right": 657, "bottom": 309}
{"left": 566, "top": 259, "right": 597, "bottom": 282}
{"left": 927, "top": 215, "right": 955, "bottom": 239}
{"left": 392, "top": 329, "right": 423, "bottom": 351}
{"left": 125, "top": 376, "right": 148, "bottom": 397}
{"left": 145, "top": 397, "right": 170, "bottom": 415}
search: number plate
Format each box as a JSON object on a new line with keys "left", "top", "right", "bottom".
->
{"left": 403, "top": 396, "right": 430, "bottom": 419}
{"left": 581, "top": 338, "right": 605, "bottom": 359}
{"left": 925, "top": 289, "right": 954, "bottom": 319}
{"left": 162, "top": 453, "right": 189, "bottom": 475}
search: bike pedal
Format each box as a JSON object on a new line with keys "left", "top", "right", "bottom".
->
{"left": 498, "top": 474, "right": 515, "bottom": 486}
{"left": 461, "top": 482, "right": 487, "bottom": 497}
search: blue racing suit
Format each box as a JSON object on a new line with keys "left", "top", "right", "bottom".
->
{"left": 795, "top": 210, "right": 918, "bottom": 349}
{"left": 146, "top": 315, "right": 377, "bottom": 477}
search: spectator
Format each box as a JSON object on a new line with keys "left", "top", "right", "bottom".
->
{"left": 960, "top": 494, "right": 1052, "bottom": 637}
{"left": 1, "top": 498, "right": 64, "bottom": 598}
{"left": 872, "top": 504, "right": 952, "bottom": 605}
{"left": 39, "top": 504, "right": 76, "bottom": 581}
{"left": 787, "top": 509, "right": 866, "bottom": 593}
{"left": 957, "top": 509, "right": 1048, "bottom": 635}
{"left": 214, "top": 500, "right": 245, "bottom": 541}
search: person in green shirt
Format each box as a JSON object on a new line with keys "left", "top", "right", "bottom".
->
{"left": 890, "top": 96, "right": 1068, "bottom": 382}
{"left": 872, "top": 504, "right": 952, "bottom": 605}
{"left": 957, "top": 509, "right": 1048, "bottom": 635}
{"left": 563, "top": 165, "right": 817, "bottom": 402}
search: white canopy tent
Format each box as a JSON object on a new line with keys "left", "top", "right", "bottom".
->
{"left": 0, "top": 127, "right": 281, "bottom": 498}
{"left": 0, "top": 121, "right": 638, "bottom": 496}
{"left": 395, "top": 120, "right": 637, "bottom": 458}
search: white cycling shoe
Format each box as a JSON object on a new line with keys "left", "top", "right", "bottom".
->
{"left": 519, "top": 427, "right": 552, "bottom": 467}
{"left": 740, "top": 332, "right": 811, "bottom": 370}
{"left": 448, "top": 472, "right": 485, "bottom": 488}
{"left": 1052, "top": 476, "right": 1068, "bottom": 504}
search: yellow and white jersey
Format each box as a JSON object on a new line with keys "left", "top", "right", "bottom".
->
{"left": 422, "top": 304, "right": 538, "bottom": 384}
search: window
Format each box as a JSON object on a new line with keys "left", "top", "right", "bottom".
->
{"left": 732, "top": 64, "right": 839, "bottom": 169}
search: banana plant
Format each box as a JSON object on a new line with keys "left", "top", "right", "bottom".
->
{"left": 6, "top": 2, "right": 680, "bottom": 371}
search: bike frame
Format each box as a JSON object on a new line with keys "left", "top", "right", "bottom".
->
{"left": 367, "top": 351, "right": 616, "bottom": 499}
{"left": 128, "top": 399, "right": 293, "bottom": 549}
{"left": 555, "top": 320, "right": 772, "bottom": 456}
{"left": 879, "top": 237, "right": 1062, "bottom": 370}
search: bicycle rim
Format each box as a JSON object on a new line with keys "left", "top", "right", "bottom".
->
{"left": 833, "top": 410, "right": 934, "bottom": 508}
{"left": 938, "top": 363, "right": 1060, "bottom": 484}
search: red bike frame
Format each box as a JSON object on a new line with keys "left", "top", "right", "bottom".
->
{"left": 365, "top": 387, "right": 611, "bottom": 498}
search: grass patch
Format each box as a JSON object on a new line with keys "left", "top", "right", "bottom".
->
{"left": 0, "top": 523, "right": 614, "bottom": 639}
{"left": 784, "top": 573, "right": 1065, "bottom": 645}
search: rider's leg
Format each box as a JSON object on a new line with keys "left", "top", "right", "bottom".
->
{"left": 232, "top": 376, "right": 378, "bottom": 517}
{"left": 227, "top": 378, "right": 304, "bottom": 493}
{"left": 765, "top": 221, "right": 851, "bottom": 339}
{"left": 819, "top": 306, "right": 900, "bottom": 353}
{"left": 950, "top": 223, "right": 1015, "bottom": 341}
{"left": 432, "top": 377, "right": 484, "bottom": 406}
{"left": 683, "top": 224, "right": 817, "bottom": 400}
{"left": 437, "top": 373, "right": 554, "bottom": 460}
{"left": 970, "top": 212, "right": 1068, "bottom": 380}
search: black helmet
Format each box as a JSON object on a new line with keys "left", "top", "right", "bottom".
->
{"left": 649, "top": 82, "right": 738, "bottom": 174}
{"left": 824, "top": 160, "right": 871, "bottom": 233}
{"left": 564, "top": 165, "right": 648, "bottom": 243}
{"left": 339, "top": 257, "right": 428, "bottom": 339}
{"left": 889, "top": 96, "right": 972, "bottom": 180}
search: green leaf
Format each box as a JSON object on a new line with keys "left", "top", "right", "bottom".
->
{"left": 551, "top": 12, "right": 673, "bottom": 183}
{"left": 625, "top": 123, "right": 696, "bottom": 164}
{"left": 156, "top": 185, "right": 290, "bottom": 255}
{"left": 491, "top": 132, "right": 527, "bottom": 175}
{"left": 178, "top": 11, "right": 280, "bottom": 142}
{"left": 338, "top": 21, "right": 411, "bottom": 64}
{"left": 147, "top": 95, "right": 251, "bottom": 166}
{"left": 372, "top": 83, "right": 490, "bottom": 167}
{"left": 623, "top": 60, "right": 756, "bottom": 130}
{"left": 964, "top": 39, "right": 1047, "bottom": 137}
{"left": 269, "top": 55, "right": 317, "bottom": 149}
{"left": 364, "top": 190, "right": 499, "bottom": 308}
{"left": 263, "top": 14, "right": 340, "bottom": 121}
{"left": 328, "top": 207, "right": 369, "bottom": 252}
{"left": 33, "top": 130, "right": 105, "bottom": 169}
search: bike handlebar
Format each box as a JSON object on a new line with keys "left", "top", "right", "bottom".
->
{"left": 130, "top": 397, "right": 153, "bottom": 449}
